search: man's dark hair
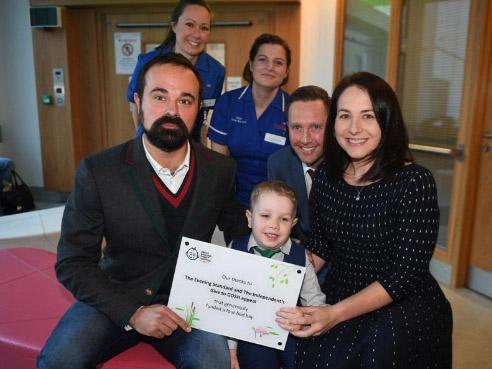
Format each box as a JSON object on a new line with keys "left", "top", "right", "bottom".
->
{"left": 324, "top": 71, "right": 413, "bottom": 182}
{"left": 158, "top": 0, "right": 212, "bottom": 49}
{"left": 135, "top": 52, "right": 202, "bottom": 100}
{"left": 242, "top": 33, "right": 292, "bottom": 86}
{"left": 286, "top": 85, "right": 330, "bottom": 117}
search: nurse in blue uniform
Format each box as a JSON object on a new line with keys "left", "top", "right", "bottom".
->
{"left": 208, "top": 33, "right": 291, "bottom": 207}
{"left": 128, "top": 0, "right": 225, "bottom": 141}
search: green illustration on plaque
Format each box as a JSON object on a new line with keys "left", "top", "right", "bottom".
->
{"left": 175, "top": 302, "right": 200, "bottom": 326}
{"left": 252, "top": 325, "right": 280, "bottom": 339}
{"left": 268, "top": 264, "right": 296, "bottom": 288}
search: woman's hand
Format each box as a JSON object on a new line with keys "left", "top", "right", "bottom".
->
{"left": 276, "top": 282, "right": 393, "bottom": 338}
{"left": 276, "top": 305, "right": 340, "bottom": 338}
{"left": 275, "top": 306, "right": 305, "bottom": 333}
{"left": 310, "top": 252, "right": 326, "bottom": 273}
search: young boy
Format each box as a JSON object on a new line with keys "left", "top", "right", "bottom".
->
{"left": 228, "top": 180, "right": 325, "bottom": 369}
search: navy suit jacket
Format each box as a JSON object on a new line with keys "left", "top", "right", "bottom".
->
{"left": 56, "top": 138, "right": 248, "bottom": 328}
{"left": 267, "top": 146, "right": 310, "bottom": 244}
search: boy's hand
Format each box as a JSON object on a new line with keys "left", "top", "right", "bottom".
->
{"left": 305, "top": 249, "right": 315, "bottom": 266}
{"left": 230, "top": 349, "right": 240, "bottom": 369}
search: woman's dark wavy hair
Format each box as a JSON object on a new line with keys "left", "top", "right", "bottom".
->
{"left": 242, "top": 33, "right": 291, "bottom": 86}
{"left": 324, "top": 72, "right": 413, "bottom": 182}
{"left": 159, "top": 0, "right": 212, "bottom": 49}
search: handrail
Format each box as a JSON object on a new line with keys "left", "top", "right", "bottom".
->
{"left": 116, "top": 21, "right": 252, "bottom": 28}
{"left": 116, "top": 22, "right": 170, "bottom": 28}
{"left": 409, "top": 143, "right": 464, "bottom": 160}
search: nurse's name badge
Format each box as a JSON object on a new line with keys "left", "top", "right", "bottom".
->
{"left": 232, "top": 116, "right": 247, "bottom": 124}
{"left": 202, "top": 98, "right": 216, "bottom": 108}
{"left": 264, "top": 133, "right": 286, "bottom": 146}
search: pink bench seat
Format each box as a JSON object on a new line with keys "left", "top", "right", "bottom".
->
{"left": 0, "top": 248, "right": 174, "bottom": 369}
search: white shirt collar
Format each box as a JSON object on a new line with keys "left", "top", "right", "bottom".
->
{"left": 142, "top": 136, "right": 190, "bottom": 176}
{"left": 302, "top": 162, "right": 314, "bottom": 176}
{"left": 246, "top": 234, "right": 292, "bottom": 255}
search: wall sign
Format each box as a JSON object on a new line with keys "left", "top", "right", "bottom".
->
{"left": 114, "top": 32, "right": 141, "bottom": 75}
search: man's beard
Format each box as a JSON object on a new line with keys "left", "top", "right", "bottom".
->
{"left": 143, "top": 114, "right": 190, "bottom": 152}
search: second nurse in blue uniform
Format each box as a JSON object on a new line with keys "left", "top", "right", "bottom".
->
{"left": 128, "top": 0, "right": 225, "bottom": 141}
{"left": 208, "top": 33, "right": 291, "bottom": 207}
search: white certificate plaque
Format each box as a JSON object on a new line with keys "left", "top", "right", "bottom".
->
{"left": 168, "top": 237, "right": 305, "bottom": 350}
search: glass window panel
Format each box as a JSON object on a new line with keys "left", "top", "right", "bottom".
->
{"left": 397, "top": 0, "right": 471, "bottom": 249}
{"left": 342, "top": 0, "right": 391, "bottom": 78}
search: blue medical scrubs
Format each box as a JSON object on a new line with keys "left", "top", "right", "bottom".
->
{"left": 208, "top": 85, "right": 289, "bottom": 207}
{"left": 128, "top": 46, "right": 225, "bottom": 140}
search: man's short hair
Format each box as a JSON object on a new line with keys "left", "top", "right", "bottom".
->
{"left": 135, "top": 52, "right": 202, "bottom": 99}
{"left": 250, "top": 180, "right": 297, "bottom": 217}
{"left": 286, "top": 85, "right": 330, "bottom": 118}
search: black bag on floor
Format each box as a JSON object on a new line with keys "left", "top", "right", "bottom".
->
{"left": 0, "top": 170, "right": 35, "bottom": 215}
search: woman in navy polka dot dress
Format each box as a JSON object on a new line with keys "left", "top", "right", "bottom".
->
{"left": 276, "top": 72, "right": 452, "bottom": 369}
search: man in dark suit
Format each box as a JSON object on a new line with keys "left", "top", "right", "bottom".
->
{"left": 38, "top": 53, "right": 248, "bottom": 369}
{"left": 267, "top": 86, "right": 330, "bottom": 245}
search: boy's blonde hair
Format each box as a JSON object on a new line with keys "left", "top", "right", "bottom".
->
{"left": 249, "top": 180, "right": 297, "bottom": 216}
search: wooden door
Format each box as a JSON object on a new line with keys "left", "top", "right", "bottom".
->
{"left": 468, "top": 48, "right": 492, "bottom": 298}
{"left": 100, "top": 5, "right": 295, "bottom": 148}
{"left": 395, "top": 0, "right": 471, "bottom": 251}
{"left": 101, "top": 11, "right": 171, "bottom": 147}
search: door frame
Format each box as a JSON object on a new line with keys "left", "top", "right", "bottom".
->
{"left": 333, "top": 0, "right": 492, "bottom": 288}
{"left": 446, "top": 0, "right": 492, "bottom": 287}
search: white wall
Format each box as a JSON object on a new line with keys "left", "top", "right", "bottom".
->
{"left": 0, "top": 0, "right": 337, "bottom": 189}
{"left": 300, "top": 0, "right": 337, "bottom": 94}
{"left": 0, "top": 0, "right": 43, "bottom": 187}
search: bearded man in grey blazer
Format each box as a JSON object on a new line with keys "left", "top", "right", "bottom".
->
{"left": 267, "top": 86, "right": 330, "bottom": 245}
{"left": 38, "top": 53, "right": 248, "bottom": 369}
